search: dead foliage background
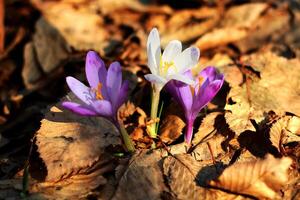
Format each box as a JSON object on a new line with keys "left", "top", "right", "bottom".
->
{"left": 0, "top": 0, "right": 299, "bottom": 199}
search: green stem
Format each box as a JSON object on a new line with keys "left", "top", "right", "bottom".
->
{"left": 118, "top": 122, "right": 135, "bottom": 153}
{"left": 148, "top": 85, "right": 161, "bottom": 138}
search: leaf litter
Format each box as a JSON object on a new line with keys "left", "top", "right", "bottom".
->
{"left": 0, "top": 0, "right": 299, "bottom": 200}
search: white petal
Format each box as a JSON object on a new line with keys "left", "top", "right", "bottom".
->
{"left": 162, "top": 40, "right": 182, "bottom": 62}
{"left": 144, "top": 74, "right": 167, "bottom": 86}
{"left": 147, "top": 45, "right": 157, "bottom": 74}
{"left": 167, "top": 74, "right": 195, "bottom": 85}
{"left": 147, "top": 28, "right": 161, "bottom": 73}
{"left": 174, "top": 46, "right": 200, "bottom": 73}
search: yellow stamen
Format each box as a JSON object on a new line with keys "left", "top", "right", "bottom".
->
{"left": 160, "top": 60, "right": 177, "bottom": 76}
{"left": 95, "top": 83, "right": 104, "bottom": 100}
{"left": 190, "top": 76, "right": 204, "bottom": 96}
{"left": 190, "top": 86, "right": 195, "bottom": 97}
{"left": 198, "top": 76, "right": 204, "bottom": 86}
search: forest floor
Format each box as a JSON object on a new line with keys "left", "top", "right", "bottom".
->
{"left": 0, "top": 0, "right": 299, "bottom": 199}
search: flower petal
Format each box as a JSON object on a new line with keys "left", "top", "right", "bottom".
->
{"left": 62, "top": 101, "right": 97, "bottom": 116}
{"left": 193, "top": 79, "right": 224, "bottom": 112}
{"left": 144, "top": 74, "right": 167, "bottom": 86}
{"left": 162, "top": 40, "right": 182, "bottom": 62}
{"left": 106, "top": 62, "right": 122, "bottom": 106}
{"left": 167, "top": 74, "right": 195, "bottom": 85}
{"left": 147, "top": 28, "right": 161, "bottom": 74}
{"left": 174, "top": 46, "right": 200, "bottom": 73}
{"left": 147, "top": 45, "right": 158, "bottom": 74}
{"left": 199, "top": 66, "right": 218, "bottom": 82}
{"left": 85, "top": 51, "right": 107, "bottom": 87}
{"left": 116, "top": 80, "right": 129, "bottom": 110}
{"left": 66, "top": 76, "right": 94, "bottom": 105}
{"left": 91, "top": 100, "right": 113, "bottom": 117}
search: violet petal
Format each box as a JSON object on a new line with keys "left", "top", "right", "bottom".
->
{"left": 116, "top": 80, "right": 129, "bottom": 111}
{"left": 66, "top": 76, "right": 94, "bottom": 105}
{"left": 106, "top": 62, "right": 122, "bottom": 107}
{"left": 85, "top": 51, "right": 109, "bottom": 99}
{"left": 193, "top": 79, "right": 224, "bottom": 112}
{"left": 62, "top": 101, "right": 97, "bottom": 116}
{"left": 91, "top": 100, "right": 113, "bottom": 117}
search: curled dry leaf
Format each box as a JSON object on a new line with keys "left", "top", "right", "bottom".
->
{"left": 225, "top": 52, "right": 300, "bottom": 134}
{"left": 269, "top": 115, "right": 300, "bottom": 153}
{"left": 159, "top": 114, "right": 185, "bottom": 144}
{"left": 34, "top": 93, "right": 121, "bottom": 182}
{"left": 209, "top": 154, "right": 293, "bottom": 199}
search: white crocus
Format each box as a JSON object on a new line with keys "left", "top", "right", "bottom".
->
{"left": 145, "top": 28, "right": 200, "bottom": 91}
{"left": 145, "top": 28, "right": 200, "bottom": 140}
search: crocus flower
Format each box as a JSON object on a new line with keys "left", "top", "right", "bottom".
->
{"left": 166, "top": 66, "right": 224, "bottom": 144}
{"left": 62, "top": 51, "right": 128, "bottom": 124}
{"left": 62, "top": 51, "right": 135, "bottom": 152}
{"left": 145, "top": 27, "right": 200, "bottom": 138}
{"left": 145, "top": 28, "right": 200, "bottom": 90}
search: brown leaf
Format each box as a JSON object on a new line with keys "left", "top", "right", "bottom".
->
{"left": 209, "top": 154, "right": 293, "bottom": 199}
{"left": 163, "top": 154, "right": 249, "bottom": 200}
{"left": 192, "top": 112, "right": 222, "bottom": 145}
{"left": 31, "top": 162, "right": 112, "bottom": 199}
{"left": 225, "top": 52, "right": 300, "bottom": 134}
{"left": 34, "top": 93, "right": 121, "bottom": 182}
{"left": 195, "top": 3, "right": 268, "bottom": 50}
{"left": 112, "top": 150, "right": 166, "bottom": 200}
{"left": 159, "top": 114, "right": 185, "bottom": 144}
{"left": 160, "top": 7, "right": 220, "bottom": 46}
{"left": 269, "top": 117, "right": 287, "bottom": 151}
{"left": 198, "top": 54, "right": 243, "bottom": 87}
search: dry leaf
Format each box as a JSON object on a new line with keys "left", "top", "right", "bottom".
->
{"left": 225, "top": 52, "right": 300, "bottom": 134}
{"left": 195, "top": 3, "right": 268, "bottom": 50}
{"left": 192, "top": 112, "right": 222, "bottom": 145}
{"left": 34, "top": 93, "right": 121, "bottom": 182}
{"left": 159, "top": 114, "right": 185, "bottom": 144}
{"left": 31, "top": 161, "right": 112, "bottom": 199}
{"left": 163, "top": 154, "right": 249, "bottom": 200}
{"left": 209, "top": 154, "right": 293, "bottom": 199}
{"left": 112, "top": 150, "right": 166, "bottom": 200}
{"left": 197, "top": 54, "right": 243, "bottom": 87}
{"left": 269, "top": 117, "right": 287, "bottom": 151}
{"left": 160, "top": 7, "right": 219, "bottom": 46}
{"left": 235, "top": 7, "right": 290, "bottom": 53}
{"left": 286, "top": 116, "right": 300, "bottom": 135}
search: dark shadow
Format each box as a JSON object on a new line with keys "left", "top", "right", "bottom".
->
{"left": 29, "top": 139, "right": 47, "bottom": 181}
{"left": 237, "top": 116, "right": 280, "bottom": 158}
{"left": 196, "top": 161, "right": 226, "bottom": 187}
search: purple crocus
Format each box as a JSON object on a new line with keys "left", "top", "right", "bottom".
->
{"left": 62, "top": 51, "right": 129, "bottom": 125}
{"left": 166, "top": 66, "right": 224, "bottom": 144}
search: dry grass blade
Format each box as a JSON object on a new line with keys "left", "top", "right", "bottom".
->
{"left": 209, "top": 154, "right": 293, "bottom": 199}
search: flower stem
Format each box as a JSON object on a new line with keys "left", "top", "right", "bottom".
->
{"left": 118, "top": 121, "right": 135, "bottom": 153}
{"left": 185, "top": 119, "right": 194, "bottom": 145}
{"left": 148, "top": 85, "right": 161, "bottom": 138}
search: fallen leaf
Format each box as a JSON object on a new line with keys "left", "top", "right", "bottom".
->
{"left": 225, "top": 52, "right": 300, "bottom": 134}
{"left": 209, "top": 154, "right": 293, "bottom": 199}
{"left": 159, "top": 114, "right": 185, "bottom": 144}
{"left": 192, "top": 112, "right": 222, "bottom": 145}
{"left": 163, "top": 154, "right": 248, "bottom": 200}
{"left": 34, "top": 93, "right": 121, "bottom": 182}
{"left": 195, "top": 3, "right": 269, "bottom": 50}
{"left": 112, "top": 150, "right": 166, "bottom": 200}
